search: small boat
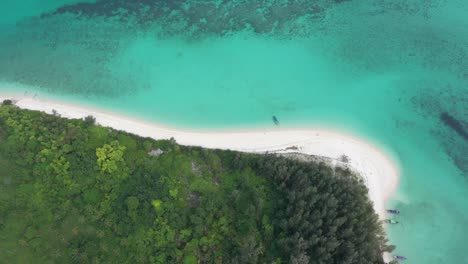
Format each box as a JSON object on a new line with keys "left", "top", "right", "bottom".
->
{"left": 384, "top": 219, "right": 399, "bottom": 224}
{"left": 393, "top": 255, "right": 407, "bottom": 261}
{"left": 387, "top": 209, "right": 400, "bottom": 214}
{"left": 272, "top": 115, "right": 280, "bottom": 125}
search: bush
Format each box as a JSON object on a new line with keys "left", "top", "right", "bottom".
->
{"left": 52, "top": 109, "right": 60, "bottom": 116}
{"left": 2, "top": 99, "right": 13, "bottom": 106}
{"left": 84, "top": 115, "right": 96, "bottom": 126}
{"left": 340, "top": 154, "right": 350, "bottom": 163}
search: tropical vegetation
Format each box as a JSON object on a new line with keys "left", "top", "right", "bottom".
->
{"left": 0, "top": 102, "right": 393, "bottom": 263}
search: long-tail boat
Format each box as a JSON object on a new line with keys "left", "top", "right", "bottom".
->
{"left": 386, "top": 209, "right": 400, "bottom": 214}
{"left": 393, "top": 255, "right": 407, "bottom": 261}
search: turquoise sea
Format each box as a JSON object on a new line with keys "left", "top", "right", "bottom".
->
{"left": 1, "top": 1, "right": 467, "bottom": 263}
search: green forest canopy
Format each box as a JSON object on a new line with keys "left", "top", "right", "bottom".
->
{"left": 0, "top": 103, "right": 394, "bottom": 263}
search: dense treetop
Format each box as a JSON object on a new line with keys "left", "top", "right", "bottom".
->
{"left": 0, "top": 104, "right": 392, "bottom": 263}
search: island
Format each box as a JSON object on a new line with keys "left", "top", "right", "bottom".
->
{"left": 0, "top": 97, "right": 400, "bottom": 263}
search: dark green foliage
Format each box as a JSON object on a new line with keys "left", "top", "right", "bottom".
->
{"left": 1, "top": 99, "right": 12, "bottom": 105}
{"left": 0, "top": 105, "right": 391, "bottom": 263}
{"left": 84, "top": 115, "right": 96, "bottom": 126}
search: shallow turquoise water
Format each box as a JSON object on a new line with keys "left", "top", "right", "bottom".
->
{"left": 1, "top": 1, "right": 467, "bottom": 263}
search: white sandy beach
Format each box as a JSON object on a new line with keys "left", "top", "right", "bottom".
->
{"left": 0, "top": 94, "right": 399, "bottom": 221}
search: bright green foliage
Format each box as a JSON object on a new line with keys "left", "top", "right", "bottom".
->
{"left": 152, "top": 199, "right": 163, "bottom": 211}
{"left": 0, "top": 105, "right": 392, "bottom": 264}
{"left": 96, "top": 140, "right": 126, "bottom": 173}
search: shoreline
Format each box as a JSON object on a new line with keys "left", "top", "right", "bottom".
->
{"left": 0, "top": 93, "right": 400, "bottom": 219}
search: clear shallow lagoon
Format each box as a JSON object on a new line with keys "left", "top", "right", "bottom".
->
{"left": 1, "top": 1, "right": 467, "bottom": 263}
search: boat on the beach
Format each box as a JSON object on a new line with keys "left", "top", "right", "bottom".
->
{"left": 272, "top": 115, "right": 280, "bottom": 125}
{"left": 383, "top": 219, "right": 399, "bottom": 224}
{"left": 393, "top": 255, "right": 407, "bottom": 261}
{"left": 386, "top": 209, "right": 400, "bottom": 214}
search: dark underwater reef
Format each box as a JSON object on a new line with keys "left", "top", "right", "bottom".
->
{"left": 0, "top": 0, "right": 348, "bottom": 98}
{"left": 42, "top": 0, "right": 334, "bottom": 37}
{"left": 440, "top": 112, "right": 468, "bottom": 141}
{"left": 439, "top": 112, "right": 468, "bottom": 175}
{"left": 0, "top": 14, "right": 139, "bottom": 98}
{"left": 411, "top": 87, "right": 468, "bottom": 176}
{"left": 439, "top": 112, "right": 468, "bottom": 176}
